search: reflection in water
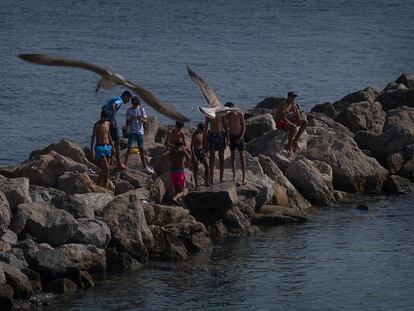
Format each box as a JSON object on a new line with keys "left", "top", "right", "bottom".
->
{"left": 40, "top": 196, "right": 414, "bottom": 311}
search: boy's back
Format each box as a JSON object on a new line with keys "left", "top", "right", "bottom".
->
{"left": 95, "top": 120, "right": 111, "bottom": 145}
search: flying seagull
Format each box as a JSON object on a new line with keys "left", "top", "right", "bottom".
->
{"left": 187, "top": 66, "right": 238, "bottom": 119}
{"left": 18, "top": 53, "right": 190, "bottom": 122}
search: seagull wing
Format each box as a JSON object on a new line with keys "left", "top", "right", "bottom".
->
{"left": 187, "top": 66, "right": 222, "bottom": 108}
{"left": 18, "top": 53, "right": 110, "bottom": 77}
{"left": 122, "top": 80, "right": 190, "bottom": 122}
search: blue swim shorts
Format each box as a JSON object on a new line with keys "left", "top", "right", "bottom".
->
{"left": 95, "top": 144, "right": 112, "bottom": 162}
{"left": 127, "top": 133, "right": 144, "bottom": 148}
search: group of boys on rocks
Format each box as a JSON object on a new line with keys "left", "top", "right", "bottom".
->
{"left": 91, "top": 90, "right": 307, "bottom": 203}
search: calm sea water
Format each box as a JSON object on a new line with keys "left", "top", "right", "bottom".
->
{"left": 1, "top": 0, "right": 414, "bottom": 166}
{"left": 38, "top": 196, "right": 414, "bottom": 311}
{"left": 1, "top": 1, "right": 414, "bottom": 310}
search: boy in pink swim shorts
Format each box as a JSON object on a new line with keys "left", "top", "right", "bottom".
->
{"left": 164, "top": 139, "right": 191, "bottom": 204}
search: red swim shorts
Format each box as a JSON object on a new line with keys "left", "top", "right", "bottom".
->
{"left": 276, "top": 119, "right": 299, "bottom": 130}
{"left": 170, "top": 171, "right": 186, "bottom": 188}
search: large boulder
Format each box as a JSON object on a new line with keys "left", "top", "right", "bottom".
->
{"left": 307, "top": 112, "right": 354, "bottom": 137}
{"left": 383, "top": 106, "right": 414, "bottom": 133}
{"left": 0, "top": 192, "right": 11, "bottom": 235}
{"left": 306, "top": 127, "right": 388, "bottom": 193}
{"left": 395, "top": 73, "right": 414, "bottom": 89}
{"left": 14, "top": 151, "right": 87, "bottom": 188}
{"left": 246, "top": 129, "right": 308, "bottom": 172}
{"left": 0, "top": 178, "right": 32, "bottom": 213}
{"left": 258, "top": 155, "right": 311, "bottom": 209}
{"left": 244, "top": 113, "right": 276, "bottom": 142}
{"left": 53, "top": 192, "right": 113, "bottom": 219}
{"left": 144, "top": 116, "right": 159, "bottom": 143}
{"left": 185, "top": 182, "right": 238, "bottom": 224}
{"left": 255, "top": 97, "right": 286, "bottom": 109}
{"left": 102, "top": 191, "right": 154, "bottom": 261}
{"left": 333, "top": 86, "right": 379, "bottom": 112}
{"left": 13, "top": 203, "right": 77, "bottom": 245}
{"left": 252, "top": 205, "right": 309, "bottom": 226}
{"left": 105, "top": 248, "right": 141, "bottom": 273}
{"left": 335, "top": 101, "right": 385, "bottom": 134}
{"left": 58, "top": 244, "right": 106, "bottom": 273}
{"left": 44, "top": 278, "right": 77, "bottom": 294}
{"left": 30, "top": 139, "right": 96, "bottom": 169}
{"left": 71, "top": 218, "right": 111, "bottom": 248}
{"left": 310, "top": 102, "right": 336, "bottom": 118}
{"left": 29, "top": 185, "right": 65, "bottom": 204}
{"left": 0, "top": 250, "right": 27, "bottom": 271}
{"left": 285, "top": 156, "right": 335, "bottom": 206}
{"left": 0, "top": 262, "right": 33, "bottom": 299}
{"left": 22, "top": 243, "right": 78, "bottom": 284}
{"left": 0, "top": 284, "right": 13, "bottom": 311}
{"left": 377, "top": 89, "right": 414, "bottom": 111}
{"left": 382, "top": 175, "right": 414, "bottom": 194}
{"left": 58, "top": 172, "right": 112, "bottom": 195}
{"left": 144, "top": 204, "right": 190, "bottom": 226}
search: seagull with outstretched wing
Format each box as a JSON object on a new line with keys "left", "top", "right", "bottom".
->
{"left": 18, "top": 53, "right": 190, "bottom": 122}
{"left": 187, "top": 66, "right": 238, "bottom": 119}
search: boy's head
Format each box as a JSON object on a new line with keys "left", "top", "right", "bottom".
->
{"left": 224, "top": 102, "right": 235, "bottom": 108}
{"left": 197, "top": 122, "right": 205, "bottom": 131}
{"left": 175, "top": 139, "right": 184, "bottom": 150}
{"left": 131, "top": 96, "right": 140, "bottom": 107}
{"left": 100, "top": 109, "right": 108, "bottom": 120}
{"left": 121, "top": 90, "right": 132, "bottom": 103}
{"left": 175, "top": 121, "right": 184, "bottom": 130}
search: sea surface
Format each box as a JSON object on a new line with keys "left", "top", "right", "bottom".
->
{"left": 1, "top": 1, "right": 414, "bottom": 310}
{"left": 38, "top": 196, "right": 414, "bottom": 311}
{"left": 1, "top": 0, "right": 414, "bottom": 166}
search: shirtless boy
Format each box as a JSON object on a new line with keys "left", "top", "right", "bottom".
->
{"left": 191, "top": 123, "right": 210, "bottom": 189}
{"left": 274, "top": 91, "right": 308, "bottom": 154}
{"left": 204, "top": 115, "right": 226, "bottom": 184}
{"left": 91, "top": 110, "right": 114, "bottom": 188}
{"left": 163, "top": 139, "right": 191, "bottom": 203}
{"left": 165, "top": 121, "right": 187, "bottom": 148}
{"left": 225, "top": 102, "right": 246, "bottom": 183}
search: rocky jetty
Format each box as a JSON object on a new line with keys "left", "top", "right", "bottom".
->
{"left": 0, "top": 73, "right": 413, "bottom": 309}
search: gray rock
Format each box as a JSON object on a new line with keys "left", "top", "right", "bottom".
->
{"left": 0, "top": 284, "right": 13, "bottom": 310}
{"left": 0, "top": 177, "right": 32, "bottom": 213}
{"left": 14, "top": 151, "right": 87, "bottom": 188}
{"left": 377, "top": 89, "right": 414, "bottom": 111}
{"left": 58, "top": 172, "right": 112, "bottom": 195}
{"left": 71, "top": 218, "right": 111, "bottom": 248}
{"left": 106, "top": 248, "right": 142, "bottom": 273}
{"left": 307, "top": 112, "right": 354, "bottom": 137}
{"left": 0, "top": 262, "right": 33, "bottom": 299}
{"left": 285, "top": 156, "right": 336, "bottom": 206}
{"left": 14, "top": 203, "right": 77, "bottom": 246}
{"left": 30, "top": 185, "right": 66, "bottom": 204}
{"left": 244, "top": 113, "right": 276, "bottom": 142}
{"left": 255, "top": 97, "right": 286, "bottom": 109}
{"left": 382, "top": 175, "right": 414, "bottom": 194}
{"left": 144, "top": 204, "right": 190, "bottom": 226}
{"left": 246, "top": 129, "right": 308, "bottom": 172}
{"left": 222, "top": 206, "right": 253, "bottom": 235}
{"left": 155, "top": 123, "right": 170, "bottom": 144}
{"left": 333, "top": 86, "right": 379, "bottom": 112}
{"left": 0, "top": 251, "right": 28, "bottom": 270}
{"left": 54, "top": 192, "right": 113, "bottom": 219}
{"left": 1, "top": 230, "right": 17, "bottom": 246}
{"left": 252, "top": 205, "right": 309, "bottom": 226}
{"left": 44, "top": 278, "right": 77, "bottom": 294}
{"left": 58, "top": 244, "right": 106, "bottom": 273}
{"left": 310, "top": 102, "right": 336, "bottom": 118}
{"left": 102, "top": 193, "right": 154, "bottom": 261}
{"left": 395, "top": 73, "right": 414, "bottom": 89}
{"left": 0, "top": 192, "right": 11, "bottom": 235}
{"left": 149, "top": 226, "right": 188, "bottom": 261}
{"left": 307, "top": 127, "right": 388, "bottom": 193}
{"left": 144, "top": 116, "right": 159, "bottom": 143}
{"left": 335, "top": 101, "right": 385, "bottom": 134}
{"left": 258, "top": 155, "right": 311, "bottom": 209}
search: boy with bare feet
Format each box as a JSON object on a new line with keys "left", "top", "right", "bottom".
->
{"left": 123, "top": 96, "right": 154, "bottom": 174}
{"left": 204, "top": 115, "right": 226, "bottom": 184}
{"left": 274, "top": 91, "right": 308, "bottom": 154}
{"left": 224, "top": 102, "right": 246, "bottom": 183}
{"left": 164, "top": 139, "right": 191, "bottom": 204}
{"left": 91, "top": 110, "right": 114, "bottom": 188}
{"left": 191, "top": 123, "right": 210, "bottom": 189}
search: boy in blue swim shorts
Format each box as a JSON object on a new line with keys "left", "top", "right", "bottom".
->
{"left": 91, "top": 110, "right": 114, "bottom": 188}
{"left": 123, "top": 96, "right": 154, "bottom": 174}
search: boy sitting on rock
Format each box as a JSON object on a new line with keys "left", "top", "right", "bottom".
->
{"left": 163, "top": 139, "right": 191, "bottom": 204}
{"left": 91, "top": 110, "right": 114, "bottom": 188}
{"left": 191, "top": 123, "right": 210, "bottom": 189}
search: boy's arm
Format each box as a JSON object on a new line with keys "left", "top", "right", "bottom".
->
{"left": 224, "top": 115, "right": 230, "bottom": 140}
{"left": 139, "top": 108, "right": 148, "bottom": 124}
{"left": 280, "top": 103, "right": 296, "bottom": 126}
{"left": 90, "top": 123, "right": 97, "bottom": 160}
{"left": 164, "top": 130, "right": 172, "bottom": 147}
{"left": 240, "top": 113, "right": 246, "bottom": 138}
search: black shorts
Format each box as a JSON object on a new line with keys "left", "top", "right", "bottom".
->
{"left": 229, "top": 134, "right": 244, "bottom": 151}
{"left": 194, "top": 149, "right": 207, "bottom": 162}
{"left": 110, "top": 123, "right": 120, "bottom": 141}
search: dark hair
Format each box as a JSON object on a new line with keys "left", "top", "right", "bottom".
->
{"left": 197, "top": 122, "right": 205, "bottom": 130}
{"left": 224, "top": 102, "right": 234, "bottom": 108}
{"left": 100, "top": 109, "right": 108, "bottom": 118}
{"left": 122, "top": 90, "right": 132, "bottom": 98}
{"left": 131, "top": 96, "right": 140, "bottom": 105}
{"left": 175, "top": 139, "right": 183, "bottom": 149}
{"left": 175, "top": 121, "right": 184, "bottom": 129}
